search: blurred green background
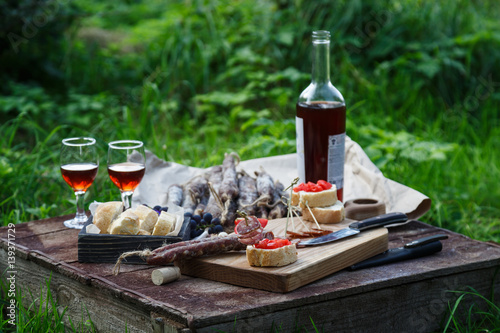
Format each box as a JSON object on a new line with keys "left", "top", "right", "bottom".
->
{"left": 1, "top": 0, "right": 499, "bottom": 243}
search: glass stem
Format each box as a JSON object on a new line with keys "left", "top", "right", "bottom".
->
{"left": 74, "top": 190, "right": 87, "bottom": 222}
{"left": 121, "top": 191, "right": 133, "bottom": 210}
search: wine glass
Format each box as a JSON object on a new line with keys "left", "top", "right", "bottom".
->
{"left": 107, "top": 140, "right": 146, "bottom": 210}
{"left": 60, "top": 137, "right": 99, "bottom": 229}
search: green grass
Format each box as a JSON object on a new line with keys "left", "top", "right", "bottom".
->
{"left": 0, "top": 276, "right": 97, "bottom": 332}
{"left": 1, "top": 0, "right": 500, "bottom": 331}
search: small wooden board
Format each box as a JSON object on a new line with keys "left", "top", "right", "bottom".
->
{"left": 177, "top": 217, "right": 388, "bottom": 292}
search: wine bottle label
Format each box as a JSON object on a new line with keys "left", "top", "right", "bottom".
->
{"left": 327, "top": 133, "right": 345, "bottom": 189}
{"left": 295, "top": 116, "right": 305, "bottom": 183}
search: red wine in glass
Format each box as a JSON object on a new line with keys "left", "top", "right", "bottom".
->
{"left": 108, "top": 162, "right": 145, "bottom": 192}
{"left": 60, "top": 138, "right": 99, "bottom": 229}
{"left": 107, "top": 140, "right": 146, "bottom": 210}
{"left": 61, "top": 163, "right": 98, "bottom": 192}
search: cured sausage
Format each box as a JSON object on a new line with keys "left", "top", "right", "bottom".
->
{"left": 237, "top": 174, "right": 258, "bottom": 216}
{"left": 221, "top": 199, "right": 238, "bottom": 230}
{"left": 149, "top": 236, "right": 222, "bottom": 259}
{"left": 205, "top": 165, "right": 224, "bottom": 218}
{"left": 269, "top": 180, "right": 288, "bottom": 219}
{"left": 181, "top": 185, "right": 197, "bottom": 215}
{"left": 194, "top": 187, "right": 210, "bottom": 215}
{"left": 254, "top": 167, "right": 274, "bottom": 220}
{"left": 187, "top": 175, "right": 209, "bottom": 202}
{"left": 219, "top": 153, "right": 239, "bottom": 203}
{"left": 255, "top": 167, "right": 275, "bottom": 203}
{"left": 166, "top": 184, "right": 183, "bottom": 207}
{"left": 235, "top": 214, "right": 264, "bottom": 245}
{"left": 147, "top": 235, "right": 247, "bottom": 265}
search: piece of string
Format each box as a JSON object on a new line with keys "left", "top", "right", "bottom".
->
{"left": 113, "top": 249, "right": 152, "bottom": 275}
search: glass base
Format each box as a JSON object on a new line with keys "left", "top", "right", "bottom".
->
{"left": 63, "top": 216, "right": 88, "bottom": 229}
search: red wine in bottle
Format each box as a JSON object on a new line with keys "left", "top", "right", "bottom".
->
{"left": 296, "top": 31, "right": 346, "bottom": 201}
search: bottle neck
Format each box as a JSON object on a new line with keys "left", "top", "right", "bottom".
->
{"left": 311, "top": 37, "right": 331, "bottom": 84}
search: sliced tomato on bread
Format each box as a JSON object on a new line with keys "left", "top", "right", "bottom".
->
{"left": 253, "top": 238, "right": 291, "bottom": 249}
{"left": 293, "top": 180, "right": 332, "bottom": 192}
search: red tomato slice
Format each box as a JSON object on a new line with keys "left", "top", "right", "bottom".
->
{"left": 254, "top": 238, "right": 291, "bottom": 249}
{"left": 258, "top": 218, "right": 268, "bottom": 228}
{"left": 317, "top": 180, "right": 332, "bottom": 190}
{"left": 293, "top": 180, "right": 333, "bottom": 193}
{"left": 293, "top": 183, "right": 306, "bottom": 192}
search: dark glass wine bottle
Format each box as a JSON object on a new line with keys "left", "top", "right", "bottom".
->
{"left": 296, "top": 30, "right": 346, "bottom": 201}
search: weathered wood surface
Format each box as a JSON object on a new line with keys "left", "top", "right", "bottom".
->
{"left": 2, "top": 215, "right": 500, "bottom": 332}
{"left": 177, "top": 217, "right": 388, "bottom": 292}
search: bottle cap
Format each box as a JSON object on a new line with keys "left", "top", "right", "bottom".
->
{"left": 312, "top": 30, "right": 330, "bottom": 43}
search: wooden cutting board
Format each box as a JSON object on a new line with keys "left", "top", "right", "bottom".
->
{"left": 177, "top": 217, "right": 388, "bottom": 292}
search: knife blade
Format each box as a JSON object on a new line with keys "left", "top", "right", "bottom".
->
{"left": 348, "top": 234, "right": 448, "bottom": 270}
{"left": 297, "top": 212, "right": 408, "bottom": 247}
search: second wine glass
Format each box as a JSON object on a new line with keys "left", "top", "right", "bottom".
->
{"left": 107, "top": 140, "right": 146, "bottom": 210}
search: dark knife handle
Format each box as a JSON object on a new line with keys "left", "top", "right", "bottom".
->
{"left": 404, "top": 234, "right": 448, "bottom": 248}
{"left": 348, "top": 212, "right": 408, "bottom": 231}
{"left": 348, "top": 240, "right": 443, "bottom": 270}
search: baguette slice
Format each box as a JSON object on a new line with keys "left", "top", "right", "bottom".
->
{"left": 152, "top": 211, "right": 176, "bottom": 236}
{"left": 246, "top": 244, "right": 298, "bottom": 267}
{"left": 108, "top": 211, "right": 140, "bottom": 235}
{"left": 292, "top": 187, "right": 338, "bottom": 208}
{"left": 93, "top": 201, "right": 124, "bottom": 234}
{"left": 133, "top": 205, "right": 159, "bottom": 233}
{"left": 301, "top": 200, "right": 345, "bottom": 224}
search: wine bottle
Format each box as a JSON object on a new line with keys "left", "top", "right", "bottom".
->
{"left": 296, "top": 30, "right": 346, "bottom": 201}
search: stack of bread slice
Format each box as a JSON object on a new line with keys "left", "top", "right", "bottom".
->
{"left": 292, "top": 185, "right": 345, "bottom": 224}
{"left": 93, "top": 201, "right": 177, "bottom": 235}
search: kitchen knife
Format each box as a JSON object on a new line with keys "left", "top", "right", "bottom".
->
{"left": 297, "top": 212, "right": 408, "bottom": 247}
{"left": 348, "top": 234, "right": 449, "bottom": 270}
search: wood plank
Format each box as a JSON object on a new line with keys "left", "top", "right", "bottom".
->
{"left": 177, "top": 218, "right": 388, "bottom": 292}
{"left": 13, "top": 228, "right": 80, "bottom": 263}
{"left": 6, "top": 214, "right": 76, "bottom": 239}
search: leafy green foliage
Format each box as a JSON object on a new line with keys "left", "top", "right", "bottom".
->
{"left": 0, "top": 0, "right": 81, "bottom": 90}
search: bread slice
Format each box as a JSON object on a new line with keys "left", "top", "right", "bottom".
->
{"left": 152, "top": 211, "right": 176, "bottom": 236}
{"left": 293, "top": 187, "right": 337, "bottom": 208}
{"left": 93, "top": 201, "right": 123, "bottom": 234}
{"left": 108, "top": 210, "right": 140, "bottom": 235}
{"left": 246, "top": 244, "right": 298, "bottom": 267}
{"left": 301, "top": 200, "right": 345, "bottom": 224}
{"left": 133, "top": 205, "right": 159, "bottom": 233}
